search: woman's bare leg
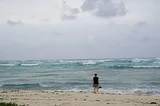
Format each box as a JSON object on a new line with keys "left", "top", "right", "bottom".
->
{"left": 94, "top": 87, "right": 96, "bottom": 93}
{"left": 96, "top": 88, "right": 98, "bottom": 93}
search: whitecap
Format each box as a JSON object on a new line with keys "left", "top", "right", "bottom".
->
{"left": 82, "top": 60, "right": 97, "bottom": 65}
{"left": 0, "top": 64, "right": 15, "bottom": 66}
{"left": 21, "top": 64, "right": 39, "bottom": 66}
{"left": 133, "top": 66, "right": 160, "bottom": 69}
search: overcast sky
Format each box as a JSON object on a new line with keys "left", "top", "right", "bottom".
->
{"left": 0, "top": 0, "right": 160, "bottom": 60}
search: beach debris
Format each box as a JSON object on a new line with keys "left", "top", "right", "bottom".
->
{"left": 95, "top": 100, "right": 100, "bottom": 102}
{"left": 11, "top": 98, "right": 18, "bottom": 100}
{"left": 1, "top": 91, "right": 8, "bottom": 93}
{"left": 11, "top": 90, "right": 19, "bottom": 92}
{"left": 0, "top": 98, "right": 4, "bottom": 100}
{"left": 150, "top": 102, "right": 157, "bottom": 104}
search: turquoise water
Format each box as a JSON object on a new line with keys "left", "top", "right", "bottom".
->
{"left": 0, "top": 58, "right": 160, "bottom": 96}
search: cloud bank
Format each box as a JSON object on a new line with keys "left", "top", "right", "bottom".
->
{"left": 1, "top": 0, "right": 160, "bottom": 59}
{"left": 60, "top": 0, "right": 127, "bottom": 20}
{"left": 81, "top": 0, "right": 126, "bottom": 18}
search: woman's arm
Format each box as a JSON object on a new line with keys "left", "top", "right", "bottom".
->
{"left": 92, "top": 77, "right": 94, "bottom": 86}
{"left": 98, "top": 77, "right": 99, "bottom": 85}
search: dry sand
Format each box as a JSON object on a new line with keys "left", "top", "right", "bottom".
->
{"left": 0, "top": 90, "right": 160, "bottom": 106}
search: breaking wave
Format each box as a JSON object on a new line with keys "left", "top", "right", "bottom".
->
{"left": 0, "top": 58, "right": 160, "bottom": 69}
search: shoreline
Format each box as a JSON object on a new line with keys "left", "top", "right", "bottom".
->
{"left": 0, "top": 90, "right": 160, "bottom": 106}
{"left": 1, "top": 89, "right": 159, "bottom": 96}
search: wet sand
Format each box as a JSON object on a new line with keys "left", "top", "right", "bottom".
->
{"left": 0, "top": 90, "right": 160, "bottom": 106}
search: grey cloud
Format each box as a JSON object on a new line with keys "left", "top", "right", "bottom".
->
{"left": 81, "top": 0, "right": 98, "bottom": 11}
{"left": 81, "top": 0, "right": 127, "bottom": 18}
{"left": 60, "top": 0, "right": 126, "bottom": 20}
{"left": 61, "top": 1, "right": 80, "bottom": 20}
{"left": 7, "top": 19, "right": 23, "bottom": 25}
{"left": 70, "top": 8, "right": 80, "bottom": 14}
{"left": 117, "top": 1, "right": 126, "bottom": 15}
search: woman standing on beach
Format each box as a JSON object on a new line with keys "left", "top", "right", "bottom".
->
{"left": 92, "top": 73, "right": 99, "bottom": 93}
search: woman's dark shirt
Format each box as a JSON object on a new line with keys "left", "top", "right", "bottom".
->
{"left": 93, "top": 76, "right": 99, "bottom": 84}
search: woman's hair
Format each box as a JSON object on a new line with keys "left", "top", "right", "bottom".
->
{"left": 94, "top": 73, "right": 97, "bottom": 76}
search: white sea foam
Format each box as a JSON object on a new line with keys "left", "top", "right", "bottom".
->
{"left": 98, "top": 59, "right": 111, "bottom": 62}
{"left": 133, "top": 66, "right": 160, "bottom": 68}
{"left": 0, "top": 83, "right": 4, "bottom": 87}
{"left": 82, "top": 60, "right": 97, "bottom": 65}
{"left": 0, "top": 64, "right": 15, "bottom": 66}
{"left": 21, "top": 64, "right": 39, "bottom": 66}
{"left": 98, "top": 88, "right": 160, "bottom": 96}
{"left": 132, "top": 58, "right": 156, "bottom": 63}
{"left": 39, "top": 83, "right": 53, "bottom": 88}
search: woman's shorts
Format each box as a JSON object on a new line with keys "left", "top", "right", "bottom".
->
{"left": 93, "top": 84, "right": 99, "bottom": 88}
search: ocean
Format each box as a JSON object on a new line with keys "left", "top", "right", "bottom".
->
{"left": 0, "top": 58, "right": 160, "bottom": 96}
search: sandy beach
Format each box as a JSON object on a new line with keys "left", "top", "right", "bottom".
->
{"left": 0, "top": 90, "right": 159, "bottom": 106}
